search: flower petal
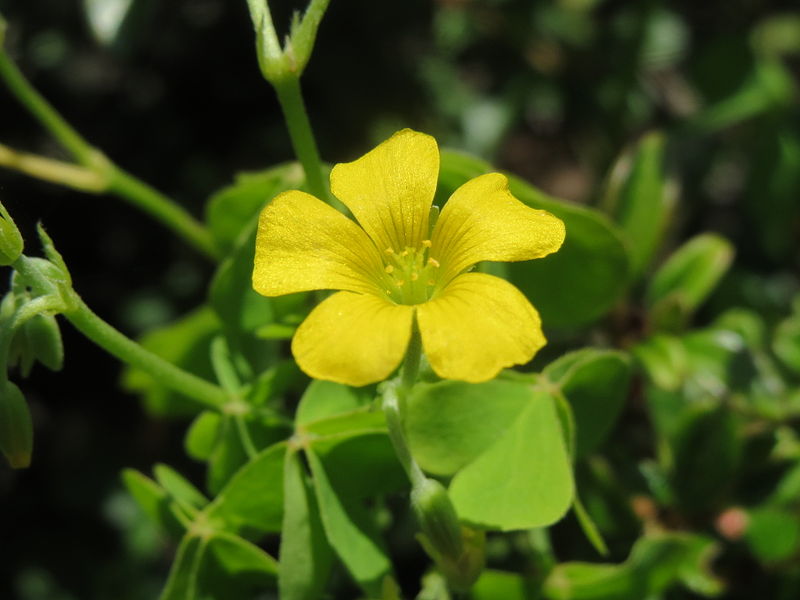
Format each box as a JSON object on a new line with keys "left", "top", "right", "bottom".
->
{"left": 417, "top": 273, "right": 546, "bottom": 382}
{"left": 292, "top": 291, "right": 415, "bottom": 386}
{"left": 253, "top": 190, "right": 384, "bottom": 296}
{"left": 431, "top": 173, "right": 565, "bottom": 284}
{"left": 330, "top": 129, "right": 438, "bottom": 252}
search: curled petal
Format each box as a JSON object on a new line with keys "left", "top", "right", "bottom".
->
{"left": 253, "top": 190, "right": 384, "bottom": 296}
{"left": 431, "top": 173, "right": 565, "bottom": 284}
{"left": 417, "top": 273, "right": 546, "bottom": 382}
{"left": 330, "top": 129, "right": 439, "bottom": 253}
{"left": 292, "top": 291, "right": 414, "bottom": 386}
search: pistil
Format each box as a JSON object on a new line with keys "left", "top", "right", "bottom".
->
{"left": 382, "top": 240, "right": 441, "bottom": 305}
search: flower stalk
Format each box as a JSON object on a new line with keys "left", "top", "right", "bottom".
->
{"left": 63, "top": 295, "right": 229, "bottom": 411}
{"left": 245, "top": 0, "right": 331, "bottom": 203}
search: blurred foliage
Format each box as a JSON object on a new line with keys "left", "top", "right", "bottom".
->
{"left": 0, "top": 0, "right": 799, "bottom": 599}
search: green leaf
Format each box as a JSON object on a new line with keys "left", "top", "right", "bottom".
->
{"left": 207, "top": 531, "right": 278, "bottom": 581}
{"left": 36, "top": 224, "right": 71, "bottom": 287}
{"left": 688, "top": 59, "right": 796, "bottom": 133}
{"left": 279, "top": 450, "right": 333, "bottom": 600}
{"left": 207, "top": 414, "right": 249, "bottom": 495}
{"left": 405, "top": 379, "right": 530, "bottom": 476}
{"left": 209, "top": 223, "right": 307, "bottom": 375}
{"left": 154, "top": 464, "right": 209, "bottom": 513}
{"left": 545, "top": 349, "right": 632, "bottom": 457}
{"left": 303, "top": 408, "right": 386, "bottom": 439}
{"left": 0, "top": 381, "right": 32, "bottom": 468}
{"left": 767, "top": 460, "right": 800, "bottom": 507}
{"left": 439, "top": 150, "right": 630, "bottom": 328}
{"left": 543, "top": 533, "right": 722, "bottom": 600}
{"left": 295, "top": 380, "right": 367, "bottom": 426}
{"left": 159, "top": 534, "right": 207, "bottom": 600}
{"left": 0, "top": 199, "right": 23, "bottom": 266}
{"left": 449, "top": 390, "right": 574, "bottom": 531}
{"left": 185, "top": 411, "right": 222, "bottom": 461}
{"left": 746, "top": 507, "right": 800, "bottom": 564}
{"left": 671, "top": 405, "right": 741, "bottom": 513}
{"left": 206, "top": 442, "right": 286, "bottom": 535}
{"left": 121, "top": 469, "right": 187, "bottom": 538}
{"left": 646, "top": 233, "right": 734, "bottom": 323}
{"left": 602, "top": 132, "right": 676, "bottom": 278}
{"left": 773, "top": 313, "right": 800, "bottom": 375}
{"left": 634, "top": 334, "right": 688, "bottom": 390}
{"left": 310, "top": 432, "right": 406, "bottom": 500}
{"left": 573, "top": 494, "right": 609, "bottom": 557}
{"left": 205, "top": 164, "right": 304, "bottom": 256}
{"left": 306, "top": 447, "right": 391, "bottom": 596}
{"left": 471, "top": 570, "right": 530, "bottom": 600}
{"left": 121, "top": 306, "right": 220, "bottom": 417}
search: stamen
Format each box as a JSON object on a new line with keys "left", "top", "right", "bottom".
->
{"left": 385, "top": 247, "right": 394, "bottom": 255}
{"left": 410, "top": 272, "right": 419, "bottom": 281}
{"left": 421, "top": 239, "right": 432, "bottom": 248}
{"left": 384, "top": 265, "right": 394, "bottom": 274}
{"left": 400, "top": 249, "right": 409, "bottom": 257}
{"left": 396, "top": 280, "right": 405, "bottom": 286}
{"left": 428, "top": 257, "right": 440, "bottom": 268}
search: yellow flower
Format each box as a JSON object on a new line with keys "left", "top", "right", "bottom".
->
{"left": 252, "top": 129, "right": 565, "bottom": 386}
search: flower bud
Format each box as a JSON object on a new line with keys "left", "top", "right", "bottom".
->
{"left": 412, "top": 478, "right": 463, "bottom": 560}
{"left": 24, "top": 313, "right": 63, "bottom": 373}
{"left": 0, "top": 381, "right": 33, "bottom": 468}
{"left": 0, "top": 201, "right": 23, "bottom": 266}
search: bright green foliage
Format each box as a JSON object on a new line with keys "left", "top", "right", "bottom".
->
{"left": 307, "top": 448, "right": 391, "bottom": 595}
{"left": 602, "top": 132, "right": 675, "bottom": 278}
{"left": 544, "top": 349, "right": 632, "bottom": 458}
{"left": 448, "top": 390, "right": 573, "bottom": 530}
{"left": 2, "top": 2, "right": 800, "bottom": 599}
{"left": 0, "top": 199, "right": 23, "bottom": 265}
{"left": 543, "top": 534, "right": 722, "bottom": 600}
{"left": 646, "top": 233, "right": 734, "bottom": 330}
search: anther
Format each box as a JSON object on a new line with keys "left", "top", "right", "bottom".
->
{"left": 427, "top": 279, "right": 436, "bottom": 286}
{"left": 428, "top": 258, "right": 440, "bottom": 268}
{"left": 397, "top": 280, "right": 405, "bottom": 287}
{"left": 400, "top": 249, "right": 409, "bottom": 257}
{"left": 410, "top": 272, "right": 419, "bottom": 281}
{"left": 384, "top": 265, "right": 394, "bottom": 274}
{"left": 385, "top": 247, "right": 394, "bottom": 255}
{"left": 421, "top": 239, "right": 432, "bottom": 248}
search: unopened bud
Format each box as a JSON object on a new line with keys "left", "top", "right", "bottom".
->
{"left": 0, "top": 381, "right": 33, "bottom": 468}
{"left": 412, "top": 478, "right": 487, "bottom": 591}
{"left": 24, "top": 313, "right": 63, "bottom": 373}
{"left": 412, "top": 478, "right": 463, "bottom": 559}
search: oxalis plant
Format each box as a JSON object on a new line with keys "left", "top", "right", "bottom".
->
{"left": 2, "top": 1, "right": 800, "bottom": 599}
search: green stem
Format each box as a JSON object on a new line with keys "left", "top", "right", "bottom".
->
{"left": 272, "top": 77, "right": 329, "bottom": 202}
{"left": 0, "top": 50, "right": 94, "bottom": 164}
{"left": 383, "top": 326, "right": 425, "bottom": 488}
{"left": 383, "top": 385, "right": 426, "bottom": 489}
{"left": 234, "top": 413, "right": 258, "bottom": 459}
{"left": 63, "top": 295, "right": 229, "bottom": 411}
{"left": 106, "top": 167, "right": 219, "bottom": 260}
{"left": 0, "top": 49, "right": 219, "bottom": 260}
{"left": 400, "top": 325, "right": 422, "bottom": 392}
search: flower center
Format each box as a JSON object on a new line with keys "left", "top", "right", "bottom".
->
{"left": 381, "top": 240, "right": 441, "bottom": 305}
